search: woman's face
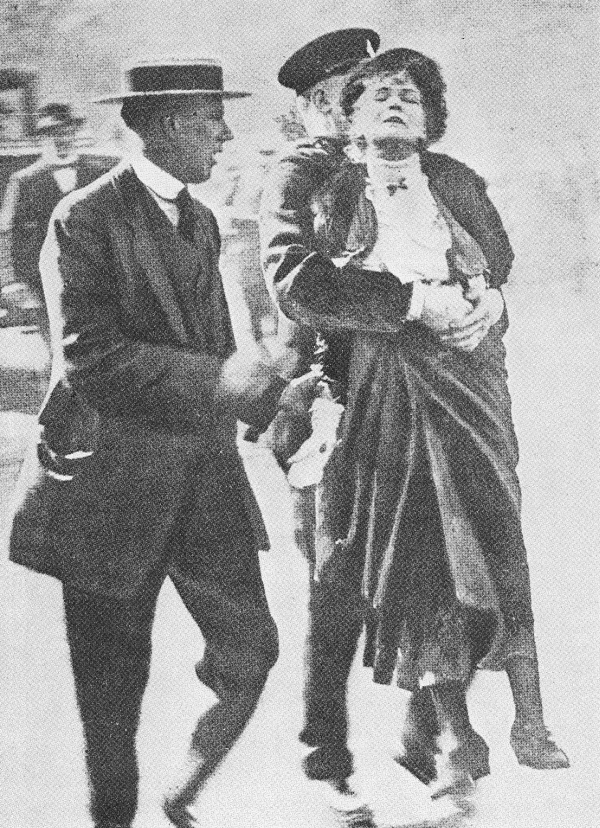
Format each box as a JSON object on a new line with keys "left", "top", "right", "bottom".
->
{"left": 350, "top": 70, "right": 426, "bottom": 149}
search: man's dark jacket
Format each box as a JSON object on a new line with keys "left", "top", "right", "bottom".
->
{"left": 9, "top": 162, "right": 277, "bottom": 599}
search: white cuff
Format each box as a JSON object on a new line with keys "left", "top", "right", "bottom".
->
{"left": 406, "top": 280, "right": 426, "bottom": 321}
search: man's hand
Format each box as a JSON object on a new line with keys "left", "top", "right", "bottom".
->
{"left": 217, "top": 346, "right": 275, "bottom": 403}
{"left": 439, "top": 288, "right": 505, "bottom": 352}
{"left": 419, "top": 283, "right": 473, "bottom": 333}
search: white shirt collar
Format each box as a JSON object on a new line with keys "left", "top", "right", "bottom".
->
{"left": 42, "top": 148, "right": 80, "bottom": 167}
{"left": 129, "top": 153, "right": 185, "bottom": 201}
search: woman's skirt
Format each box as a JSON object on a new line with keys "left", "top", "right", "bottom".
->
{"left": 314, "top": 316, "right": 536, "bottom": 689}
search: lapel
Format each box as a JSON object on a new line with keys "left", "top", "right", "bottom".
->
{"left": 186, "top": 199, "right": 236, "bottom": 357}
{"left": 420, "top": 151, "right": 488, "bottom": 245}
{"left": 73, "top": 156, "right": 90, "bottom": 190}
{"left": 109, "top": 163, "right": 189, "bottom": 346}
{"left": 421, "top": 151, "right": 513, "bottom": 277}
{"left": 188, "top": 200, "right": 219, "bottom": 296}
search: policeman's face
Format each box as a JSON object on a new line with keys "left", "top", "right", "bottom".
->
{"left": 350, "top": 70, "right": 426, "bottom": 149}
{"left": 166, "top": 95, "right": 233, "bottom": 183}
{"left": 298, "top": 71, "right": 354, "bottom": 139}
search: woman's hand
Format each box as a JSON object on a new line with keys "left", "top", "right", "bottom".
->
{"left": 419, "top": 283, "right": 473, "bottom": 333}
{"left": 439, "top": 288, "right": 505, "bottom": 352}
{"left": 463, "top": 274, "right": 488, "bottom": 304}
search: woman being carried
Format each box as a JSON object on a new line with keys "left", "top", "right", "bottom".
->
{"left": 273, "top": 47, "right": 568, "bottom": 814}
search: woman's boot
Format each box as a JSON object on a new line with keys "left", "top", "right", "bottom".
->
{"left": 506, "top": 654, "right": 569, "bottom": 769}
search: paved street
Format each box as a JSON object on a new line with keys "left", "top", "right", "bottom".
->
{"left": 0, "top": 279, "right": 598, "bottom": 828}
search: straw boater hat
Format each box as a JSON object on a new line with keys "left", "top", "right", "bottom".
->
{"left": 36, "top": 102, "right": 86, "bottom": 134}
{"left": 93, "top": 57, "right": 251, "bottom": 103}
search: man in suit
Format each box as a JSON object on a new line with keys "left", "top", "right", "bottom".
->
{"left": 9, "top": 58, "right": 291, "bottom": 828}
{"left": 1, "top": 102, "right": 113, "bottom": 341}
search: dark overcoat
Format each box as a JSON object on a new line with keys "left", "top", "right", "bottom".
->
{"left": 2, "top": 155, "right": 115, "bottom": 299}
{"left": 9, "top": 162, "right": 270, "bottom": 600}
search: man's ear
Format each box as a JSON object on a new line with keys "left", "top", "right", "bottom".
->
{"left": 295, "top": 95, "right": 310, "bottom": 117}
{"left": 159, "top": 113, "right": 177, "bottom": 143}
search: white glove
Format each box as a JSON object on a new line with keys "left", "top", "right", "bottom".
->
{"left": 287, "top": 396, "right": 344, "bottom": 489}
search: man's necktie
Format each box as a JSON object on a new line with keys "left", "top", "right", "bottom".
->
{"left": 175, "top": 188, "right": 196, "bottom": 244}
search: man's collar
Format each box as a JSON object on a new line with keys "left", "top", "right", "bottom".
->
{"left": 42, "top": 148, "right": 80, "bottom": 167}
{"left": 129, "top": 153, "right": 185, "bottom": 200}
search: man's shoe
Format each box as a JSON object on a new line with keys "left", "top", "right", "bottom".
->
{"left": 458, "top": 730, "right": 490, "bottom": 781}
{"left": 428, "top": 739, "right": 479, "bottom": 803}
{"left": 396, "top": 728, "right": 489, "bottom": 786}
{"left": 395, "top": 737, "right": 437, "bottom": 786}
{"left": 316, "top": 778, "right": 376, "bottom": 828}
{"left": 429, "top": 763, "right": 475, "bottom": 803}
{"left": 163, "top": 795, "right": 202, "bottom": 828}
{"left": 510, "top": 720, "right": 570, "bottom": 769}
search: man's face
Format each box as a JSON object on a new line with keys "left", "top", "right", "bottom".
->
{"left": 350, "top": 70, "right": 426, "bottom": 148}
{"left": 50, "top": 124, "right": 78, "bottom": 159}
{"left": 298, "top": 71, "right": 354, "bottom": 139}
{"left": 168, "top": 96, "right": 233, "bottom": 183}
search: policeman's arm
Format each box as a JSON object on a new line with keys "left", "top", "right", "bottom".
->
{"left": 259, "top": 150, "right": 327, "bottom": 298}
{"left": 261, "top": 151, "right": 425, "bottom": 334}
{"left": 273, "top": 248, "right": 417, "bottom": 333}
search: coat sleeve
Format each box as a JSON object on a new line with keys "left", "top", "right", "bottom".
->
{"left": 42, "top": 197, "right": 225, "bottom": 427}
{"left": 259, "top": 146, "right": 414, "bottom": 337}
{"left": 448, "top": 170, "right": 514, "bottom": 290}
{"left": 259, "top": 146, "right": 326, "bottom": 377}
{"left": 424, "top": 153, "right": 514, "bottom": 289}
{"left": 475, "top": 191, "right": 514, "bottom": 289}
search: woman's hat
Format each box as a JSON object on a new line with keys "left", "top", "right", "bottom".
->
{"left": 36, "top": 102, "right": 86, "bottom": 134}
{"left": 278, "top": 28, "right": 380, "bottom": 95}
{"left": 93, "top": 57, "right": 250, "bottom": 103}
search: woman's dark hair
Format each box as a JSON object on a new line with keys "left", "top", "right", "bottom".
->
{"left": 340, "top": 48, "right": 447, "bottom": 145}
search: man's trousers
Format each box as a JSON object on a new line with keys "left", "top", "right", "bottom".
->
{"left": 62, "top": 480, "right": 279, "bottom": 827}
